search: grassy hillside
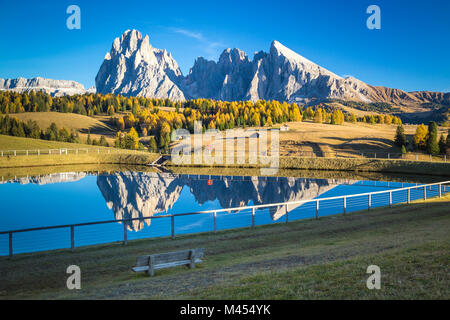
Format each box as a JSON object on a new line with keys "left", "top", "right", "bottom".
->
{"left": 278, "top": 121, "right": 448, "bottom": 157}
{"left": 0, "top": 134, "right": 110, "bottom": 150}
{"left": 9, "top": 112, "right": 116, "bottom": 144}
{"left": 1, "top": 193, "right": 449, "bottom": 299}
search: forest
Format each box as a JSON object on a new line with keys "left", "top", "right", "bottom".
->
{"left": 0, "top": 90, "right": 403, "bottom": 151}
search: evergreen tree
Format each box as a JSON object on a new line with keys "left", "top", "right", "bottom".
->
{"left": 426, "top": 121, "right": 439, "bottom": 155}
{"left": 438, "top": 135, "right": 446, "bottom": 154}
{"left": 394, "top": 125, "right": 407, "bottom": 147}
{"left": 148, "top": 136, "right": 157, "bottom": 153}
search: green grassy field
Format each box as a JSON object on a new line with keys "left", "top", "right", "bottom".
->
{"left": 0, "top": 135, "right": 160, "bottom": 168}
{"left": 0, "top": 134, "right": 108, "bottom": 150}
{"left": 1, "top": 193, "right": 448, "bottom": 300}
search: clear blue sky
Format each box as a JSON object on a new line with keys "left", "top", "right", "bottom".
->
{"left": 0, "top": 0, "right": 449, "bottom": 92}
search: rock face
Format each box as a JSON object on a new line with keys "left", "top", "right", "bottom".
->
{"left": 0, "top": 77, "right": 89, "bottom": 97}
{"left": 95, "top": 29, "right": 186, "bottom": 101}
{"left": 241, "top": 41, "right": 373, "bottom": 103}
{"left": 182, "top": 48, "right": 253, "bottom": 101}
{"left": 95, "top": 30, "right": 449, "bottom": 105}
{"left": 95, "top": 31, "right": 377, "bottom": 103}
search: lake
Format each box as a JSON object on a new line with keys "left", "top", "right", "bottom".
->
{"left": 0, "top": 170, "right": 447, "bottom": 256}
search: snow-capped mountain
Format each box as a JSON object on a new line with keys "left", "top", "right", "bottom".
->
{"left": 0, "top": 77, "right": 93, "bottom": 97}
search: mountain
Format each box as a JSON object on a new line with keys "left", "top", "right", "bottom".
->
{"left": 95, "top": 29, "right": 186, "bottom": 101}
{"left": 0, "top": 77, "right": 94, "bottom": 97}
{"left": 182, "top": 48, "right": 254, "bottom": 101}
{"left": 91, "top": 29, "right": 447, "bottom": 111}
{"left": 95, "top": 30, "right": 375, "bottom": 103}
{"left": 0, "top": 172, "right": 87, "bottom": 185}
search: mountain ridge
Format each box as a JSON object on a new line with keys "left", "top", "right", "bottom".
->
{"left": 95, "top": 30, "right": 449, "bottom": 107}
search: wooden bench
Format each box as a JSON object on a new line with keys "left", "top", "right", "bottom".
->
{"left": 132, "top": 248, "right": 204, "bottom": 277}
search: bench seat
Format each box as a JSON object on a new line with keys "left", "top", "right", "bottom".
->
{"left": 132, "top": 248, "right": 204, "bottom": 276}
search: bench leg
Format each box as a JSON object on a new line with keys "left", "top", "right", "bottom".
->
{"left": 189, "top": 250, "right": 195, "bottom": 269}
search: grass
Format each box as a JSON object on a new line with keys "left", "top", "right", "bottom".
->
{"left": 10, "top": 112, "right": 116, "bottom": 144}
{"left": 0, "top": 135, "right": 160, "bottom": 168}
{"left": 1, "top": 134, "right": 449, "bottom": 176}
{"left": 277, "top": 121, "right": 449, "bottom": 158}
{"left": 165, "top": 156, "right": 450, "bottom": 177}
{"left": 0, "top": 134, "right": 108, "bottom": 150}
{"left": 1, "top": 193, "right": 449, "bottom": 299}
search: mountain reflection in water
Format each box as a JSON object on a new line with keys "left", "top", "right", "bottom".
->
{"left": 96, "top": 172, "right": 355, "bottom": 231}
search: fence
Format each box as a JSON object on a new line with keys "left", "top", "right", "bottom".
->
{"left": 1, "top": 147, "right": 448, "bottom": 162}
{"left": 0, "top": 147, "right": 151, "bottom": 157}
{"left": 1, "top": 180, "right": 449, "bottom": 258}
{"left": 281, "top": 150, "right": 449, "bottom": 162}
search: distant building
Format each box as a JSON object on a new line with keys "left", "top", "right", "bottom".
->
{"left": 280, "top": 124, "right": 289, "bottom": 131}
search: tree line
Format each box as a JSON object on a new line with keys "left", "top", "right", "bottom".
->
{"left": 395, "top": 121, "right": 450, "bottom": 155}
{"left": 0, "top": 91, "right": 405, "bottom": 152}
{"left": 0, "top": 115, "right": 110, "bottom": 147}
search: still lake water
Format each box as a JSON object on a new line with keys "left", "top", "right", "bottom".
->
{"left": 0, "top": 171, "right": 445, "bottom": 255}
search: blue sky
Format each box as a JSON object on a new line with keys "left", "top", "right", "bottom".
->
{"left": 0, "top": 0, "right": 449, "bottom": 92}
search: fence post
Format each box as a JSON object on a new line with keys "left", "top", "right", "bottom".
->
{"left": 285, "top": 204, "right": 289, "bottom": 223}
{"left": 374, "top": 153, "right": 376, "bottom": 159}
{"left": 343, "top": 196, "right": 347, "bottom": 215}
{"left": 171, "top": 215, "right": 175, "bottom": 239}
{"left": 430, "top": 154, "right": 432, "bottom": 162}
{"left": 416, "top": 153, "right": 418, "bottom": 161}
{"left": 424, "top": 186, "right": 427, "bottom": 200}
{"left": 251, "top": 207, "right": 255, "bottom": 228}
{"left": 368, "top": 194, "right": 371, "bottom": 210}
{"left": 26, "top": 150, "right": 28, "bottom": 156}
{"left": 387, "top": 153, "right": 390, "bottom": 159}
{"left": 70, "top": 226, "right": 75, "bottom": 252}
{"left": 407, "top": 188, "right": 411, "bottom": 204}
{"left": 9, "top": 232, "right": 13, "bottom": 259}
{"left": 123, "top": 222, "right": 128, "bottom": 245}
{"left": 315, "top": 200, "right": 319, "bottom": 219}
{"left": 38, "top": 149, "right": 40, "bottom": 156}
{"left": 389, "top": 191, "right": 392, "bottom": 207}
{"left": 213, "top": 211, "right": 217, "bottom": 232}
{"left": 439, "top": 184, "right": 442, "bottom": 198}
{"left": 14, "top": 150, "right": 16, "bottom": 156}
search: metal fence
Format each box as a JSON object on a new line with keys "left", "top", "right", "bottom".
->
{"left": 1, "top": 180, "right": 449, "bottom": 258}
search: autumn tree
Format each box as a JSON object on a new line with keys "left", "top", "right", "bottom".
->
{"left": 413, "top": 124, "right": 428, "bottom": 150}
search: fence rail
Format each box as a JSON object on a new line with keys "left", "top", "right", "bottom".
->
{"left": 281, "top": 150, "right": 449, "bottom": 162}
{"left": 1, "top": 147, "right": 448, "bottom": 162}
{"left": 0, "top": 147, "right": 152, "bottom": 157}
{"left": 1, "top": 180, "right": 449, "bottom": 258}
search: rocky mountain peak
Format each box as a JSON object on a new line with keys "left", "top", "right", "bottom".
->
{"left": 95, "top": 30, "right": 185, "bottom": 100}
{"left": 94, "top": 30, "right": 447, "bottom": 106}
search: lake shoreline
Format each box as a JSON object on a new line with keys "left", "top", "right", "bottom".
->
{"left": 1, "top": 153, "right": 450, "bottom": 177}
